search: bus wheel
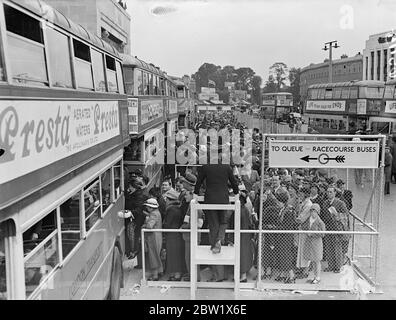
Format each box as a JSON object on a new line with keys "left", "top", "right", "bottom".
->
{"left": 108, "top": 246, "right": 122, "bottom": 300}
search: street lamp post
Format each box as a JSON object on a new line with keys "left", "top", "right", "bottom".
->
{"left": 322, "top": 40, "right": 340, "bottom": 83}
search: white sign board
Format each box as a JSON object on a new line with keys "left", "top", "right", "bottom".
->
{"left": 385, "top": 101, "right": 396, "bottom": 113}
{"left": 357, "top": 99, "right": 367, "bottom": 115}
{"left": 306, "top": 100, "right": 346, "bottom": 112}
{"left": 0, "top": 100, "right": 119, "bottom": 184}
{"left": 127, "top": 98, "right": 138, "bottom": 134}
{"left": 268, "top": 140, "right": 379, "bottom": 168}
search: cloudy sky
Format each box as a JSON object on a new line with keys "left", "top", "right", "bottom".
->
{"left": 125, "top": 0, "right": 396, "bottom": 83}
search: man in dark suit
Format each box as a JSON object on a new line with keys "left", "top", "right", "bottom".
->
{"left": 335, "top": 179, "right": 353, "bottom": 263}
{"left": 125, "top": 177, "right": 149, "bottom": 266}
{"left": 193, "top": 160, "right": 239, "bottom": 255}
{"left": 321, "top": 187, "right": 349, "bottom": 273}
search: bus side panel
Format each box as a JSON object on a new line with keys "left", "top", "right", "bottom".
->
{"left": 31, "top": 197, "right": 124, "bottom": 300}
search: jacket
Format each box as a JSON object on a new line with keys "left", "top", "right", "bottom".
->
{"left": 194, "top": 164, "right": 239, "bottom": 204}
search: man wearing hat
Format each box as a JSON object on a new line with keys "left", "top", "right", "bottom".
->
{"left": 179, "top": 173, "right": 204, "bottom": 281}
{"left": 194, "top": 162, "right": 239, "bottom": 255}
{"left": 335, "top": 179, "right": 353, "bottom": 262}
{"left": 125, "top": 177, "right": 149, "bottom": 265}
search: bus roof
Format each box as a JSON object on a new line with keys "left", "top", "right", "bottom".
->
{"left": 121, "top": 54, "right": 165, "bottom": 77}
{"left": 308, "top": 80, "right": 385, "bottom": 89}
{"left": 10, "top": 0, "right": 120, "bottom": 58}
{"left": 262, "top": 92, "right": 293, "bottom": 96}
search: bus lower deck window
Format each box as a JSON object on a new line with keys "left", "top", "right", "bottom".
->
{"left": 60, "top": 193, "right": 81, "bottom": 259}
{"left": 23, "top": 210, "right": 59, "bottom": 298}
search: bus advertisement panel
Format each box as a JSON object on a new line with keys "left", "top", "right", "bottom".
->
{"left": 0, "top": 100, "right": 120, "bottom": 185}
{"left": 306, "top": 100, "right": 346, "bottom": 112}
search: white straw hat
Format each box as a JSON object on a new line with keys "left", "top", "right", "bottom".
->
{"left": 144, "top": 198, "right": 159, "bottom": 208}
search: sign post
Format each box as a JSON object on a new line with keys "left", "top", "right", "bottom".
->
{"left": 268, "top": 139, "right": 379, "bottom": 168}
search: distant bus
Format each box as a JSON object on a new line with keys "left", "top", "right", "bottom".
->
{"left": 0, "top": 0, "right": 129, "bottom": 299}
{"left": 261, "top": 92, "right": 293, "bottom": 122}
{"left": 304, "top": 81, "right": 386, "bottom": 134}
{"left": 381, "top": 79, "right": 396, "bottom": 134}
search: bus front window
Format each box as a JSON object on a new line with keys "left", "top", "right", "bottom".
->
{"left": 0, "top": 223, "right": 7, "bottom": 300}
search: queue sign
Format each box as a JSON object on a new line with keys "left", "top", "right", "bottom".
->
{"left": 268, "top": 140, "right": 379, "bottom": 168}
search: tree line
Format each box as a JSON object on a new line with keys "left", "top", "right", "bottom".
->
{"left": 191, "top": 62, "right": 301, "bottom": 106}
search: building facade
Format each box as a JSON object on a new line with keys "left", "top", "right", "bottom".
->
{"left": 198, "top": 87, "right": 219, "bottom": 101}
{"left": 300, "top": 54, "right": 363, "bottom": 100}
{"left": 362, "top": 30, "right": 396, "bottom": 82}
{"left": 44, "top": 0, "right": 131, "bottom": 54}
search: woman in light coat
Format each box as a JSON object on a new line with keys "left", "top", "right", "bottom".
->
{"left": 302, "top": 203, "right": 326, "bottom": 284}
{"left": 295, "top": 186, "right": 312, "bottom": 278}
{"left": 142, "top": 198, "right": 163, "bottom": 280}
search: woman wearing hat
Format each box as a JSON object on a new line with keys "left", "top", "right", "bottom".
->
{"left": 142, "top": 198, "right": 163, "bottom": 281}
{"left": 295, "top": 186, "right": 313, "bottom": 279}
{"left": 301, "top": 203, "right": 326, "bottom": 284}
{"left": 163, "top": 191, "right": 185, "bottom": 281}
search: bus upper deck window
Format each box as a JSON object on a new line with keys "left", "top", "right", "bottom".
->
{"left": 384, "top": 85, "right": 394, "bottom": 99}
{"left": 73, "top": 39, "right": 93, "bottom": 90}
{"left": 350, "top": 87, "right": 358, "bottom": 99}
{"left": 137, "top": 70, "right": 144, "bottom": 95}
{"left": 325, "top": 89, "right": 333, "bottom": 99}
{"left": 333, "top": 87, "right": 342, "bottom": 99}
{"left": 46, "top": 28, "right": 72, "bottom": 88}
{"left": 105, "top": 55, "right": 118, "bottom": 92}
{"left": 91, "top": 49, "right": 106, "bottom": 92}
{"left": 341, "top": 88, "right": 350, "bottom": 99}
{"left": 116, "top": 61, "right": 125, "bottom": 94}
{"left": 4, "top": 4, "right": 48, "bottom": 86}
{"left": 123, "top": 67, "right": 134, "bottom": 95}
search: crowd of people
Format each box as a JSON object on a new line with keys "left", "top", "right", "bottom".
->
{"left": 121, "top": 112, "right": 359, "bottom": 285}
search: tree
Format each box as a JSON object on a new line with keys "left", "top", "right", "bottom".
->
{"left": 269, "top": 62, "right": 288, "bottom": 91}
{"left": 193, "top": 63, "right": 221, "bottom": 92}
{"left": 288, "top": 67, "right": 301, "bottom": 108}
{"left": 262, "top": 75, "right": 277, "bottom": 93}
{"left": 235, "top": 67, "right": 255, "bottom": 91}
{"left": 251, "top": 75, "right": 262, "bottom": 105}
{"left": 193, "top": 63, "right": 261, "bottom": 102}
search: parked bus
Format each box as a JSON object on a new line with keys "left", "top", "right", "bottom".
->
{"left": 304, "top": 80, "right": 385, "bottom": 134}
{"left": 381, "top": 79, "right": 396, "bottom": 134}
{"left": 122, "top": 54, "right": 171, "bottom": 189}
{"left": 261, "top": 92, "right": 293, "bottom": 122}
{"left": 0, "top": 0, "right": 130, "bottom": 299}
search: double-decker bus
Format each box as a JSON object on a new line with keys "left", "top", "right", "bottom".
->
{"left": 304, "top": 80, "right": 385, "bottom": 134}
{"left": 261, "top": 92, "right": 293, "bottom": 122}
{"left": 381, "top": 79, "right": 396, "bottom": 134}
{"left": 0, "top": 0, "right": 129, "bottom": 299}
{"left": 122, "top": 54, "right": 173, "bottom": 188}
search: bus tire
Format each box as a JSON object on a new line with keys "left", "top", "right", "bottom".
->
{"left": 108, "top": 246, "right": 122, "bottom": 300}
